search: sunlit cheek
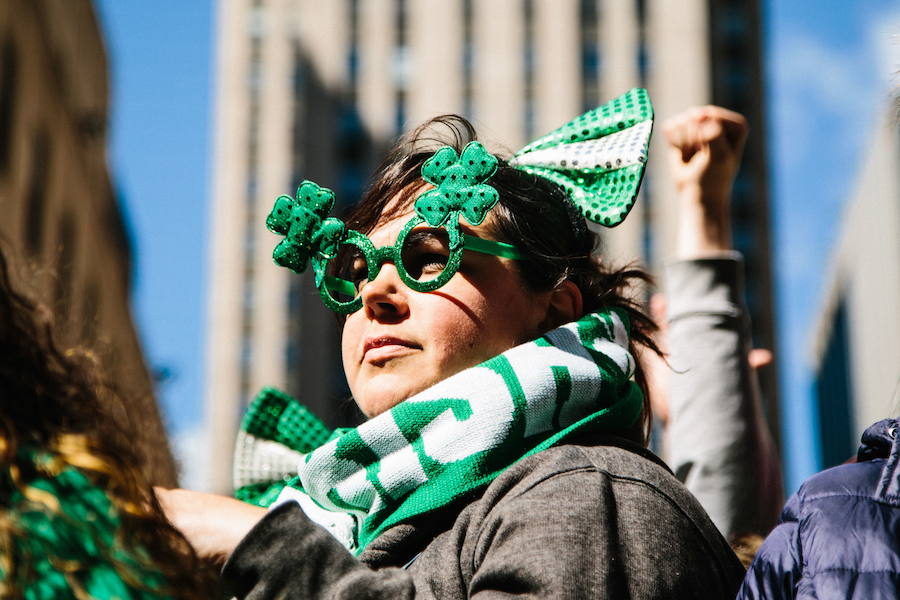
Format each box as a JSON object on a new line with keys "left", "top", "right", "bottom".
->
{"left": 343, "top": 365, "right": 360, "bottom": 402}
{"left": 340, "top": 329, "right": 361, "bottom": 389}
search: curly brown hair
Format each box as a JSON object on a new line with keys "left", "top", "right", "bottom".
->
{"left": 340, "top": 115, "right": 661, "bottom": 443}
{"left": 0, "top": 244, "right": 217, "bottom": 597}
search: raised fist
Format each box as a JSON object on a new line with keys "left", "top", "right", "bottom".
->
{"left": 663, "top": 106, "right": 749, "bottom": 257}
{"left": 662, "top": 106, "right": 748, "bottom": 203}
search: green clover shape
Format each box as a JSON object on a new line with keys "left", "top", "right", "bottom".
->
{"left": 266, "top": 181, "right": 345, "bottom": 275}
{"left": 415, "top": 142, "right": 499, "bottom": 228}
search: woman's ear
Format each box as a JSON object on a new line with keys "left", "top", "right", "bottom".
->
{"left": 539, "top": 280, "right": 583, "bottom": 331}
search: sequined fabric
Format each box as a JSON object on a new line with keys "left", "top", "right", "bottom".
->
{"left": 510, "top": 88, "right": 653, "bottom": 227}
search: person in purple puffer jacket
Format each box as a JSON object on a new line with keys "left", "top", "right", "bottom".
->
{"left": 738, "top": 418, "right": 900, "bottom": 599}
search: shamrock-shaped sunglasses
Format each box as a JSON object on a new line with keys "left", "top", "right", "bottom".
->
{"left": 266, "top": 142, "right": 522, "bottom": 314}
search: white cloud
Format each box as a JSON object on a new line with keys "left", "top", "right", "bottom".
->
{"left": 771, "top": 3, "right": 900, "bottom": 173}
{"left": 171, "top": 424, "right": 213, "bottom": 491}
{"left": 866, "top": 7, "right": 900, "bottom": 102}
{"left": 780, "top": 38, "right": 867, "bottom": 110}
{"left": 771, "top": 32, "right": 880, "bottom": 171}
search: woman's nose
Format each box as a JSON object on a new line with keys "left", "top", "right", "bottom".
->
{"left": 360, "top": 263, "right": 409, "bottom": 321}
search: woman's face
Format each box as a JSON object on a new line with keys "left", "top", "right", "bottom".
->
{"left": 341, "top": 201, "right": 553, "bottom": 418}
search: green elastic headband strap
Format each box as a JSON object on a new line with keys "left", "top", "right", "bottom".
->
{"left": 461, "top": 234, "right": 523, "bottom": 260}
{"left": 323, "top": 275, "right": 357, "bottom": 297}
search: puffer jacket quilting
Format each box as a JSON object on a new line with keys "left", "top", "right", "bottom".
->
{"left": 738, "top": 418, "right": 900, "bottom": 599}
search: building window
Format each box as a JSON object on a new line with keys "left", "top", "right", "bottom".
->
{"left": 337, "top": 106, "right": 367, "bottom": 208}
{"left": 580, "top": 0, "right": 600, "bottom": 111}
{"left": 640, "top": 184, "right": 653, "bottom": 263}
{"left": 635, "top": 0, "right": 649, "bottom": 85}
{"left": 522, "top": 0, "right": 535, "bottom": 140}
{"left": 394, "top": 88, "right": 406, "bottom": 134}
{"left": 238, "top": 0, "right": 266, "bottom": 408}
{"left": 0, "top": 38, "right": 17, "bottom": 173}
{"left": 291, "top": 52, "right": 306, "bottom": 182}
{"left": 285, "top": 339, "right": 298, "bottom": 371}
{"left": 24, "top": 130, "right": 50, "bottom": 257}
{"left": 815, "top": 299, "right": 856, "bottom": 468}
{"left": 732, "top": 219, "right": 754, "bottom": 257}
{"left": 462, "top": 0, "right": 474, "bottom": 119}
{"left": 393, "top": 0, "right": 408, "bottom": 133}
{"left": 284, "top": 275, "right": 304, "bottom": 386}
{"left": 634, "top": 0, "right": 646, "bottom": 27}
{"left": 249, "top": 3, "right": 265, "bottom": 38}
{"left": 239, "top": 332, "right": 253, "bottom": 407}
{"left": 348, "top": 0, "right": 360, "bottom": 99}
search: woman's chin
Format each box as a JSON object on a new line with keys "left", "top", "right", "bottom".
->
{"left": 359, "top": 394, "right": 407, "bottom": 418}
{"left": 355, "top": 374, "right": 437, "bottom": 418}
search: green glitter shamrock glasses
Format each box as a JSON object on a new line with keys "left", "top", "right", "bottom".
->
{"left": 266, "top": 88, "right": 655, "bottom": 314}
{"left": 266, "top": 142, "right": 522, "bottom": 314}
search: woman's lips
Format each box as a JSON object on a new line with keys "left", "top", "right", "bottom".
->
{"left": 362, "top": 336, "right": 421, "bottom": 364}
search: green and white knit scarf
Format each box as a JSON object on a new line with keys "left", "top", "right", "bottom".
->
{"left": 233, "top": 309, "right": 642, "bottom": 553}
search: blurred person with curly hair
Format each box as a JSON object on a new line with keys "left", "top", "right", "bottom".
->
{"left": 0, "top": 244, "right": 217, "bottom": 599}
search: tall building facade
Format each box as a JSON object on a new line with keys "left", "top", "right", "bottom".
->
{"left": 0, "top": 0, "right": 178, "bottom": 485}
{"left": 810, "top": 101, "right": 900, "bottom": 468}
{"left": 205, "top": 0, "right": 776, "bottom": 492}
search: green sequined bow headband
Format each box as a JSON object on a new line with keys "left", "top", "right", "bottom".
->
{"left": 266, "top": 88, "right": 653, "bottom": 314}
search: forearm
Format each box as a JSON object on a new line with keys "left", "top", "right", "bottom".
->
{"left": 222, "top": 502, "right": 417, "bottom": 599}
{"left": 675, "top": 184, "right": 733, "bottom": 258}
{"left": 665, "top": 256, "right": 780, "bottom": 538}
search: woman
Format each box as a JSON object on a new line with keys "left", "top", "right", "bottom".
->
{"left": 0, "top": 245, "right": 215, "bottom": 598}
{"left": 162, "top": 90, "right": 744, "bottom": 598}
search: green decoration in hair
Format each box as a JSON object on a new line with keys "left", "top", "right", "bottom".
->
{"left": 266, "top": 181, "right": 346, "bottom": 290}
{"left": 510, "top": 87, "right": 654, "bottom": 227}
{"left": 415, "top": 141, "right": 499, "bottom": 229}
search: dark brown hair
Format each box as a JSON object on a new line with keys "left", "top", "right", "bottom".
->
{"left": 0, "top": 244, "right": 217, "bottom": 597}
{"left": 343, "top": 115, "right": 660, "bottom": 443}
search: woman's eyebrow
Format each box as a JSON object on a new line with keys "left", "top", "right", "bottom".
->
{"left": 404, "top": 229, "right": 445, "bottom": 246}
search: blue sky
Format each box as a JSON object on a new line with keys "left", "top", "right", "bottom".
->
{"left": 95, "top": 1, "right": 898, "bottom": 492}
{"left": 765, "top": 0, "right": 898, "bottom": 488}
{"left": 96, "top": 1, "right": 212, "bottom": 436}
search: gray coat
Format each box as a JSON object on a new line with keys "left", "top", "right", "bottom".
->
{"left": 222, "top": 436, "right": 744, "bottom": 598}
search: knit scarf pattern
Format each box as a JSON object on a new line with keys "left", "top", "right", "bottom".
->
{"left": 233, "top": 309, "right": 642, "bottom": 554}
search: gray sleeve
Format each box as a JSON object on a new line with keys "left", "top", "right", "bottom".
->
{"left": 221, "top": 502, "right": 418, "bottom": 599}
{"left": 468, "top": 466, "right": 744, "bottom": 599}
{"left": 665, "top": 254, "right": 782, "bottom": 539}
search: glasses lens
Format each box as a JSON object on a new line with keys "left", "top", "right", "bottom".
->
{"left": 326, "top": 241, "right": 369, "bottom": 304}
{"left": 400, "top": 228, "right": 452, "bottom": 283}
